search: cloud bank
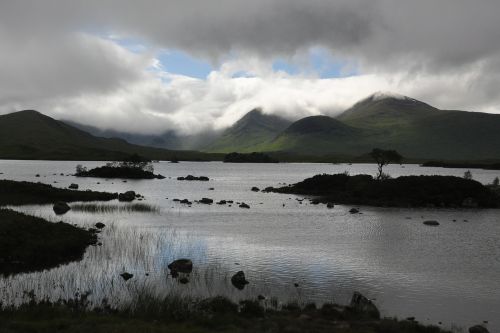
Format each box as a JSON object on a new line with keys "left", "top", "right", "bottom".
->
{"left": 1, "top": 0, "right": 500, "bottom": 135}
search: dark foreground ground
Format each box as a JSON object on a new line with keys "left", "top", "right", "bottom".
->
{"left": 0, "top": 295, "right": 451, "bottom": 333}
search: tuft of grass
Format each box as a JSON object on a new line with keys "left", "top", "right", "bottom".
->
{"left": 70, "top": 203, "right": 159, "bottom": 214}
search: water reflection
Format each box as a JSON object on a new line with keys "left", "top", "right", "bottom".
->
{"left": 0, "top": 160, "right": 499, "bottom": 331}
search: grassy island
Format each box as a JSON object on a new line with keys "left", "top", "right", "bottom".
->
{"left": 0, "top": 179, "right": 118, "bottom": 206}
{"left": 268, "top": 174, "right": 500, "bottom": 208}
{"left": 0, "top": 209, "right": 97, "bottom": 275}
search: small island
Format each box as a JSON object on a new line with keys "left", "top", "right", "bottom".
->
{"left": 224, "top": 152, "right": 278, "bottom": 163}
{"left": 75, "top": 154, "right": 165, "bottom": 179}
{"left": 268, "top": 173, "right": 500, "bottom": 208}
{"left": 0, "top": 209, "right": 97, "bottom": 275}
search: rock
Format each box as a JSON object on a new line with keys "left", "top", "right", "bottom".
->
{"left": 180, "top": 199, "right": 192, "bottom": 204}
{"left": 53, "top": 202, "right": 71, "bottom": 215}
{"left": 462, "top": 197, "right": 479, "bottom": 208}
{"left": 251, "top": 187, "right": 260, "bottom": 192}
{"left": 231, "top": 271, "right": 249, "bottom": 290}
{"left": 469, "top": 325, "right": 489, "bottom": 333}
{"left": 257, "top": 295, "right": 266, "bottom": 300}
{"left": 350, "top": 292, "right": 380, "bottom": 319}
{"left": 227, "top": 200, "right": 234, "bottom": 204}
{"left": 118, "top": 191, "right": 136, "bottom": 202}
{"left": 239, "top": 203, "right": 250, "bottom": 209}
{"left": 208, "top": 187, "right": 215, "bottom": 190}
{"left": 349, "top": 208, "right": 359, "bottom": 214}
{"left": 262, "top": 186, "right": 274, "bottom": 192}
{"left": 327, "top": 202, "right": 334, "bottom": 208}
{"left": 35, "top": 174, "right": 40, "bottom": 177}
{"left": 120, "top": 272, "right": 133, "bottom": 281}
{"left": 199, "top": 198, "right": 213, "bottom": 204}
{"left": 177, "top": 175, "right": 209, "bottom": 181}
{"left": 423, "top": 220, "right": 440, "bottom": 226}
{"left": 68, "top": 183, "right": 79, "bottom": 189}
{"left": 406, "top": 317, "right": 415, "bottom": 321}
{"left": 217, "top": 200, "right": 227, "bottom": 205}
{"left": 95, "top": 222, "right": 106, "bottom": 229}
{"left": 310, "top": 200, "right": 320, "bottom": 205}
{"left": 173, "top": 198, "right": 180, "bottom": 202}
{"left": 168, "top": 259, "right": 193, "bottom": 274}
{"left": 179, "top": 277, "right": 189, "bottom": 284}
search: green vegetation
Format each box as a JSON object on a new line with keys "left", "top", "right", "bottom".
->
{"left": 269, "top": 173, "right": 500, "bottom": 208}
{"left": 204, "top": 95, "right": 500, "bottom": 161}
{"left": 0, "top": 110, "right": 223, "bottom": 161}
{"left": 205, "top": 108, "right": 291, "bottom": 153}
{"left": 0, "top": 293, "right": 450, "bottom": 333}
{"left": 224, "top": 152, "right": 278, "bottom": 163}
{"left": 75, "top": 155, "right": 165, "bottom": 179}
{"left": 0, "top": 209, "right": 97, "bottom": 275}
{"left": 0, "top": 179, "right": 117, "bottom": 206}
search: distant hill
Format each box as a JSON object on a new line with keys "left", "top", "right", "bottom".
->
{"left": 205, "top": 108, "right": 292, "bottom": 153}
{"left": 0, "top": 110, "right": 221, "bottom": 161}
{"left": 64, "top": 121, "right": 219, "bottom": 151}
{"left": 252, "top": 93, "right": 500, "bottom": 160}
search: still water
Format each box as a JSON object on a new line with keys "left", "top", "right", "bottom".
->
{"left": 1, "top": 160, "right": 499, "bottom": 331}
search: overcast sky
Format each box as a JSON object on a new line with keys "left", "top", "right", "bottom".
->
{"left": 1, "top": 0, "right": 500, "bottom": 135}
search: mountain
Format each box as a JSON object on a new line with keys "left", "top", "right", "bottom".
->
{"left": 263, "top": 115, "right": 362, "bottom": 155}
{"left": 204, "top": 108, "right": 292, "bottom": 153}
{"left": 243, "top": 92, "right": 500, "bottom": 160}
{"left": 337, "top": 92, "right": 438, "bottom": 127}
{"left": 64, "top": 121, "right": 220, "bottom": 151}
{"left": 0, "top": 110, "right": 220, "bottom": 161}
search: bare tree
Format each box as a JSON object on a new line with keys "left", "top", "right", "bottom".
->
{"left": 370, "top": 148, "right": 403, "bottom": 180}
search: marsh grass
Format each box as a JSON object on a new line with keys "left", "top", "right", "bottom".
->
{"left": 70, "top": 203, "right": 160, "bottom": 214}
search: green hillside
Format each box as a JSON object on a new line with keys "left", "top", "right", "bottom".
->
{"left": 258, "top": 93, "right": 500, "bottom": 160}
{"left": 204, "top": 108, "right": 292, "bottom": 153}
{"left": 0, "top": 110, "right": 221, "bottom": 161}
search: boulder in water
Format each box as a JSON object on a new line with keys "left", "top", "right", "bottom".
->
{"left": 231, "top": 271, "right": 249, "bottom": 290}
{"left": 53, "top": 202, "right": 71, "bottom": 215}
{"left": 118, "top": 191, "right": 136, "bottom": 202}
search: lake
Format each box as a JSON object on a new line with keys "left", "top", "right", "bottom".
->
{"left": 1, "top": 160, "right": 499, "bottom": 332}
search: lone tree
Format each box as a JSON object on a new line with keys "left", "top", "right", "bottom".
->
{"left": 370, "top": 148, "right": 403, "bottom": 180}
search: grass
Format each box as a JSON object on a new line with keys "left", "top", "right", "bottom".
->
{"left": 0, "top": 292, "right": 452, "bottom": 333}
{"left": 0, "top": 209, "right": 97, "bottom": 275}
{"left": 70, "top": 203, "right": 160, "bottom": 214}
{"left": 0, "top": 179, "right": 118, "bottom": 206}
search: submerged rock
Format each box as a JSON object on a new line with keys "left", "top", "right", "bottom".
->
{"left": 120, "top": 272, "right": 133, "bottom": 281}
{"left": 95, "top": 222, "right": 106, "bottom": 229}
{"left": 53, "top": 202, "right": 71, "bottom": 215}
{"left": 349, "top": 208, "right": 359, "bottom": 214}
{"left": 423, "top": 220, "right": 440, "bottom": 226}
{"left": 239, "top": 203, "right": 250, "bottom": 209}
{"left": 68, "top": 183, "right": 79, "bottom": 189}
{"left": 168, "top": 259, "right": 193, "bottom": 274}
{"left": 199, "top": 198, "right": 213, "bottom": 204}
{"left": 231, "top": 271, "right": 249, "bottom": 290}
{"left": 251, "top": 187, "right": 260, "bottom": 192}
{"left": 118, "top": 191, "right": 136, "bottom": 202}
{"left": 177, "top": 175, "right": 209, "bottom": 181}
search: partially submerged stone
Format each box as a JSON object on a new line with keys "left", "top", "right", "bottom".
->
{"left": 53, "top": 201, "right": 70, "bottom": 215}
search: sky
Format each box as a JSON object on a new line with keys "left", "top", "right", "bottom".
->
{"left": 1, "top": 0, "right": 500, "bottom": 135}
